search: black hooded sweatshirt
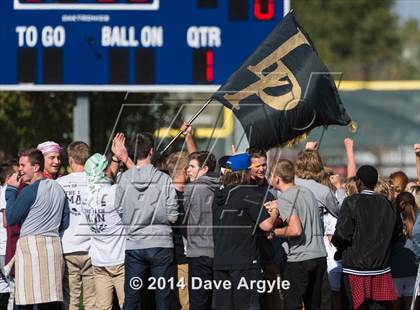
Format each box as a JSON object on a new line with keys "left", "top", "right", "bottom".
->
{"left": 212, "top": 185, "right": 274, "bottom": 270}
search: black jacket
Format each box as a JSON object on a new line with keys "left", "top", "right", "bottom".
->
{"left": 212, "top": 185, "right": 274, "bottom": 270}
{"left": 332, "top": 190, "right": 402, "bottom": 273}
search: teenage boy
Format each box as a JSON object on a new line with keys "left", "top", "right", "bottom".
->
{"left": 248, "top": 148, "right": 285, "bottom": 310}
{"left": 212, "top": 153, "right": 279, "bottom": 310}
{"left": 332, "top": 165, "right": 399, "bottom": 309}
{"left": 184, "top": 151, "right": 218, "bottom": 310}
{"left": 37, "top": 141, "right": 62, "bottom": 180}
{"left": 115, "top": 132, "right": 178, "bottom": 310}
{"left": 269, "top": 159, "right": 327, "bottom": 309}
{"left": 57, "top": 142, "right": 95, "bottom": 310}
{"left": 6, "top": 149, "right": 69, "bottom": 309}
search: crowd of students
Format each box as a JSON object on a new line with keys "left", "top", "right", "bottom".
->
{"left": 0, "top": 124, "right": 419, "bottom": 310}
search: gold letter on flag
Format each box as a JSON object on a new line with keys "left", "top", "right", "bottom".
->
{"left": 224, "top": 30, "right": 310, "bottom": 111}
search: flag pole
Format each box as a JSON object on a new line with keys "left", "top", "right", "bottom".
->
{"left": 160, "top": 98, "right": 213, "bottom": 155}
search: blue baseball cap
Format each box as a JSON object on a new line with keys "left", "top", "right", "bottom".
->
{"left": 226, "top": 153, "right": 251, "bottom": 172}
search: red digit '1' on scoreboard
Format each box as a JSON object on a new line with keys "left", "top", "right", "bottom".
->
{"left": 193, "top": 49, "right": 214, "bottom": 84}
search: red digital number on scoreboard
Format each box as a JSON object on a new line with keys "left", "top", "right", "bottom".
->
{"left": 228, "top": 0, "right": 276, "bottom": 21}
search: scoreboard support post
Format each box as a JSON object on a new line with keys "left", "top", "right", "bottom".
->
{"left": 73, "top": 94, "right": 90, "bottom": 145}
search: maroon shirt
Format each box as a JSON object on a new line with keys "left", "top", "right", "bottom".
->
{"left": 4, "top": 183, "right": 26, "bottom": 276}
{"left": 5, "top": 225, "right": 19, "bottom": 265}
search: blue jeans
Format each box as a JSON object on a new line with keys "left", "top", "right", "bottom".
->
{"left": 123, "top": 248, "right": 175, "bottom": 310}
{"left": 188, "top": 256, "right": 213, "bottom": 310}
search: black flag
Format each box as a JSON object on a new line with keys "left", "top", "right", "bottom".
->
{"left": 212, "top": 11, "right": 351, "bottom": 150}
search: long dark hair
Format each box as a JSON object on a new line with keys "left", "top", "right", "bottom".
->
{"left": 221, "top": 170, "right": 251, "bottom": 187}
{"left": 396, "top": 192, "right": 418, "bottom": 239}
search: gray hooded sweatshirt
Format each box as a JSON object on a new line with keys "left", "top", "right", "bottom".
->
{"left": 184, "top": 174, "right": 219, "bottom": 258}
{"left": 115, "top": 164, "right": 178, "bottom": 250}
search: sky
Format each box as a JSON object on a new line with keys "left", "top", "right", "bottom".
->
{"left": 393, "top": 0, "right": 420, "bottom": 24}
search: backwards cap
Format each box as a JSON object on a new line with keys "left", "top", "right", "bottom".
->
{"left": 226, "top": 153, "right": 251, "bottom": 172}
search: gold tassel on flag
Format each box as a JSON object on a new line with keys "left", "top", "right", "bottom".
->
{"left": 348, "top": 120, "right": 358, "bottom": 133}
{"left": 283, "top": 131, "right": 310, "bottom": 148}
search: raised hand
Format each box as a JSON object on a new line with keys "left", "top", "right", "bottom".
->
{"left": 7, "top": 172, "right": 22, "bottom": 188}
{"left": 344, "top": 137, "right": 356, "bottom": 178}
{"left": 344, "top": 137, "right": 354, "bottom": 151}
{"left": 180, "top": 122, "right": 193, "bottom": 136}
{"left": 414, "top": 143, "right": 420, "bottom": 157}
{"left": 112, "top": 133, "right": 129, "bottom": 163}
{"left": 264, "top": 200, "right": 279, "bottom": 215}
{"left": 305, "top": 141, "right": 318, "bottom": 150}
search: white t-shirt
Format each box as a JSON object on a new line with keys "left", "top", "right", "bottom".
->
{"left": 0, "top": 186, "right": 9, "bottom": 293}
{"left": 324, "top": 189, "right": 347, "bottom": 236}
{"left": 57, "top": 172, "right": 91, "bottom": 254}
{"left": 0, "top": 186, "right": 8, "bottom": 256}
{"left": 84, "top": 184, "right": 125, "bottom": 267}
{"left": 323, "top": 190, "right": 345, "bottom": 275}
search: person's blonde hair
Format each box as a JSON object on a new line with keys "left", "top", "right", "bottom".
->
{"left": 345, "top": 176, "right": 358, "bottom": 196}
{"left": 320, "top": 167, "right": 337, "bottom": 191}
{"left": 166, "top": 151, "right": 189, "bottom": 179}
{"left": 67, "top": 141, "right": 90, "bottom": 165}
{"left": 295, "top": 149, "right": 324, "bottom": 182}
{"left": 375, "top": 177, "right": 394, "bottom": 201}
{"left": 389, "top": 171, "right": 409, "bottom": 195}
{"left": 271, "top": 159, "right": 295, "bottom": 183}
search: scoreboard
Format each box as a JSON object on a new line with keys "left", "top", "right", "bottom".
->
{"left": 0, "top": 0, "right": 288, "bottom": 91}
